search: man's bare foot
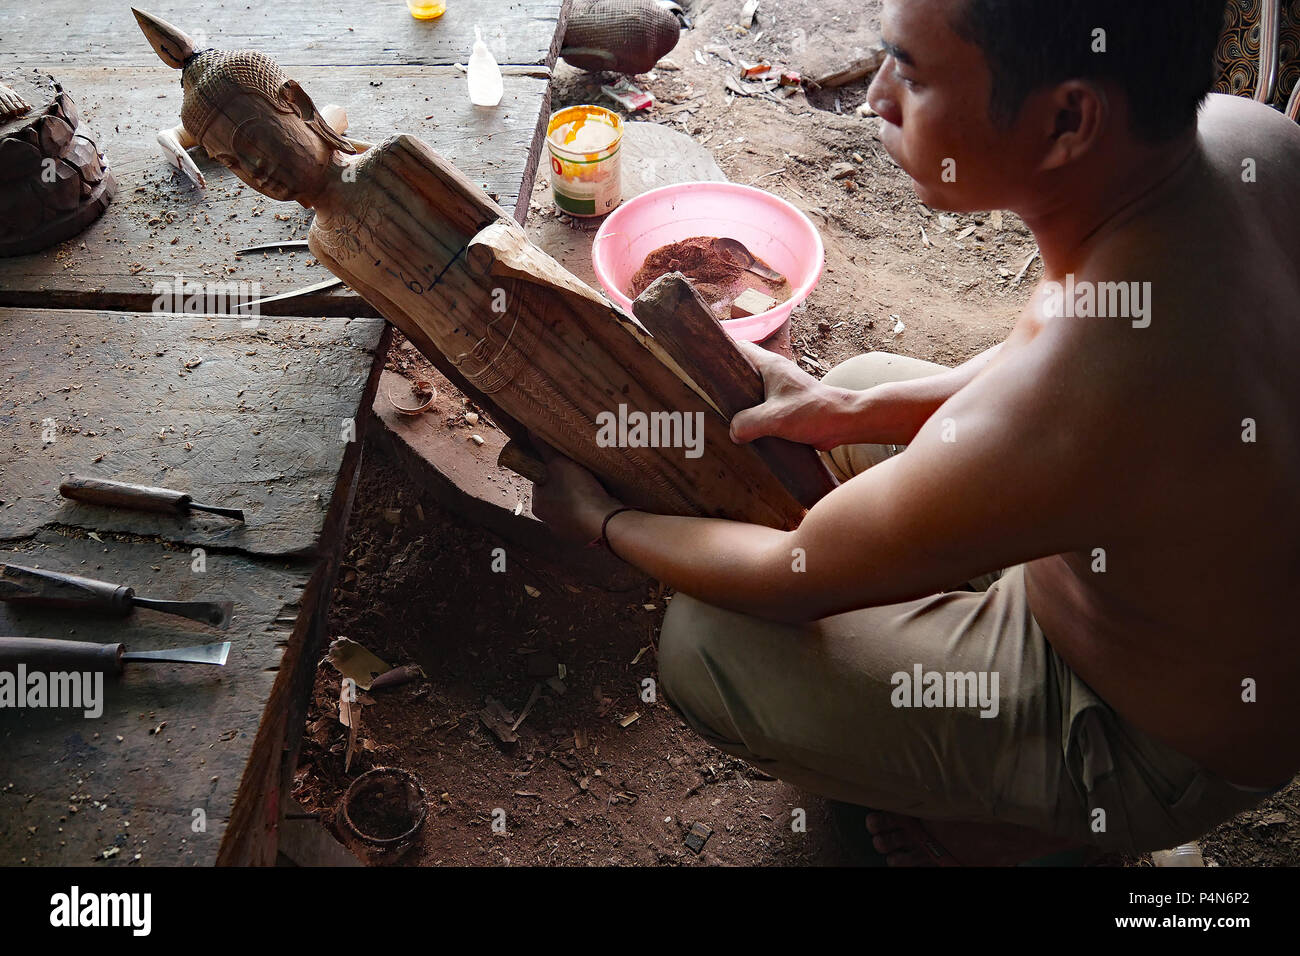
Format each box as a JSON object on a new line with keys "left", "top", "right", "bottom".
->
{"left": 865, "top": 811, "right": 1086, "bottom": 866}
{"left": 865, "top": 812, "right": 960, "bottom": 866}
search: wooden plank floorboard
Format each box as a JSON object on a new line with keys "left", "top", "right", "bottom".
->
{"left": 0, "top": 0, "right": 568, "bottom": 69}
{"left": 0, "top": 308, "right": 385, "bottom": 557}
{"left": 0, "top": 530, "right": 308, "bottom": 866}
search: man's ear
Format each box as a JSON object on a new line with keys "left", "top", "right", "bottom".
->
{"left": 1037, "top": 80, "right": 1108, "bottom": 172}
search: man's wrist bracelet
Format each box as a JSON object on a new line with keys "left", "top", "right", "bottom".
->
{"left": 597, "top": 506, "right": 638, "bottom": 558}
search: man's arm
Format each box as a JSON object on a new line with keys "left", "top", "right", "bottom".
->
{"left": 855, "top": 341, "right": 1005, "bottom": 444}
{"left": 593, "top": 342, "right": 1095, "bottom": 623}
{"left": 731, "top": 339, "right": 1007, "bottom": 450}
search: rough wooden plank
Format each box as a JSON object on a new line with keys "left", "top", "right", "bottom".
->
{"left": 632, "top": 273, "right": 838, "bottom": 509}
{"left": 370, "top": 368, "right": 645, "bottom": 592}
{"left": 0, "top": 307, "right": 384, "bottom": 557}
{"left": 0, "top": 318, "right": 385, "bottom": 868}
{"left": 0, "top": 530, "right": 308, "bottom": 866}
{"left": 219, "top": 330, "right": 386, "bottom": 866}
{"left": 0, "top": 0, "right": 567, "bottom": 69}
{"left": 0, "top": 67, "right": 550, "bottom": 313}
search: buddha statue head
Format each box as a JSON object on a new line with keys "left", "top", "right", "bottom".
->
{"left": 133, "top": 8, "right": 356, "bottom": 205}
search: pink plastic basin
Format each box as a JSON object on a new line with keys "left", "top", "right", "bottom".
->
{"left": 592, "top": 181, "right": 825, "bottom": 342}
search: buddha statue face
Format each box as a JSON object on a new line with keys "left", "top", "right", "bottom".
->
{"left": 196, "top": 86, "right": 338, "bottom": 205}
{"left": 132, "top": 9, "right": 354, "bottom": 207}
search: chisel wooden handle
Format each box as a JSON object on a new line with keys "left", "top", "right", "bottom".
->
{"left": 60, "top": 477, "right": 191, "bottom": 515}
{"left": 0, "top": 637, "right": 125, "bottom": 673}
{"left": 0, "top": 563, "right": 134, "bottom": 614}
{"left": 498, "top": 441, "right": 549, "bottom": 484}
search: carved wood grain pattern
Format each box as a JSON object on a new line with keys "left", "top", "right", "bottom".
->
{"left": 631, "top": 274, "right": 839, "bottom": 509}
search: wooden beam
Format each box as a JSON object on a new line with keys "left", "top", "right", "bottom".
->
{"left": 0, "top": 0, "right": 568, "bottom": 69}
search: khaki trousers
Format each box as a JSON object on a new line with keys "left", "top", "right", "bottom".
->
{"left": 659, "top": 352, "right": 1273, "bottom": 855}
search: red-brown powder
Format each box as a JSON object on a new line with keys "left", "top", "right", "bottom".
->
{"left": 629, "top": 236, "right": 745, "bottom": 299}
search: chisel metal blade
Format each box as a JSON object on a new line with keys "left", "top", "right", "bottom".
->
{"left": 231, "top": 277, "right": 344, "bottom": 311}
{"left": 187, "top": 501, "right": 247, "bottom": 521}
{"left": 236, "top": 240, "right": 311, "bottom": 254}
{"left": 131, "top": 597, "right": 234, "bottom": 630}
{"left": 123, "top": 641, "right": 231, "bottom": 666}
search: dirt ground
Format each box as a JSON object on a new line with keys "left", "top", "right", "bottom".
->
{"left": 292, "top": 0, "right": 1299, "bottom": 866}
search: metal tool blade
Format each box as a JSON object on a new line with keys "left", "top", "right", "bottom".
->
{"left": 232, "top": 277, "right": 345, "bottom": 311}
{"left": 130, "top": 597, "right": 234, "bottom": 629}
{"left": 236, "top": 240, "right": 312, "bottom": 254}
{"left": 122, "top": 641, "right": 231, "bottom": 666}
{"left": 189, "top": 501, "right": 247, "bottom": 521}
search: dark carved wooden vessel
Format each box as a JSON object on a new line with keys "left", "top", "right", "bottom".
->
{"left": 0, "top": 72, "right": 117, "bottom": 257}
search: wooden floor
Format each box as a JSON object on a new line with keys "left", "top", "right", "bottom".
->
{"left": 0, "top": 0, "right": 568, "bottom": 865}
{"left": 0, "top": 308, "right": 385, "bottom": 865}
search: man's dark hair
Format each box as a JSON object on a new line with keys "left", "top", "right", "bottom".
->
{"left": 952, "top": 0, "right": 1228, "bottom": 142}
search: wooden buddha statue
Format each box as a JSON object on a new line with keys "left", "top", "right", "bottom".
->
{"left": 133, "top": 9, "right": 831, "bottom": 529}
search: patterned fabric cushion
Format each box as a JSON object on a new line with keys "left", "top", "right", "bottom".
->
{"left": 1214, "top": 0, "right": 1300, "bottom": 109}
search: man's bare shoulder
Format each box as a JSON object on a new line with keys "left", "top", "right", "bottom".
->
{"left": 1199, "top": 93, "right": 1300, "bottom": 165}
{"left": 1197, "top": 96, "right": 1300, "bottom": 237}
{"left": 1074, "top": 98, "right": 1300, "bottom": 345}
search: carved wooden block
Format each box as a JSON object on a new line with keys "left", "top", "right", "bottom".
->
{"left": 0, "top": 72, "right": 117, "bottom": 257}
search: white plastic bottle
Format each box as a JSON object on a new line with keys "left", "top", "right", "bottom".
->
{"left": 467, "top": 27, "right": 503, "bottom": 107}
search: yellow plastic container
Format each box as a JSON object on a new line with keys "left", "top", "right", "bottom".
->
{"left": 406, "top": 0, "right": 446, "bottom": 19}
{"left": 546, "top": 105, "right": 624, "bottom": 218}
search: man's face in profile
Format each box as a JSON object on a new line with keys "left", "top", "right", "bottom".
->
{"left": 868, "top": 0, "right": 1034, "bottom": 212}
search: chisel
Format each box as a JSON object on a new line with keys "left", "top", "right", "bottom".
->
{"left": 0, "top": 637, "right": 231, "bottom": 674}
{"left": 0, "top": 564, "right": 233, "bottom": 629}
{"left": 60, "top": 476, "right": 245, "bottom": 521}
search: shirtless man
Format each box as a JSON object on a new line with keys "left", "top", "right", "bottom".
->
{"left": 533, "top": 0, "right": 1300, "bottom": 864}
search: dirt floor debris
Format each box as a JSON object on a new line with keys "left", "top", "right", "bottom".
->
{"left": 684, "top": 821, "right": 713, "bottom": 854}
{"left": 479, "top": 696, "right": 520, "bottom": 745}
{"left": 370, "top": 664, "right": 424, "bottom": 692}
{"left": 511, "top": 683, "right": 543, "bottom": 732}
{"left": 328, "top": 637, "right": 391, "bottom": 691}
{"left": 809, "top": 48, "right": 887, "bottom": 89}
{"left": 602, "top": 79, "right": 655, "bottom": 112}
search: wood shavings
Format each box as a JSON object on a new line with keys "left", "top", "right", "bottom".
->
{"left": 479, "top": 696, "right": 519, "bottom": 744}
